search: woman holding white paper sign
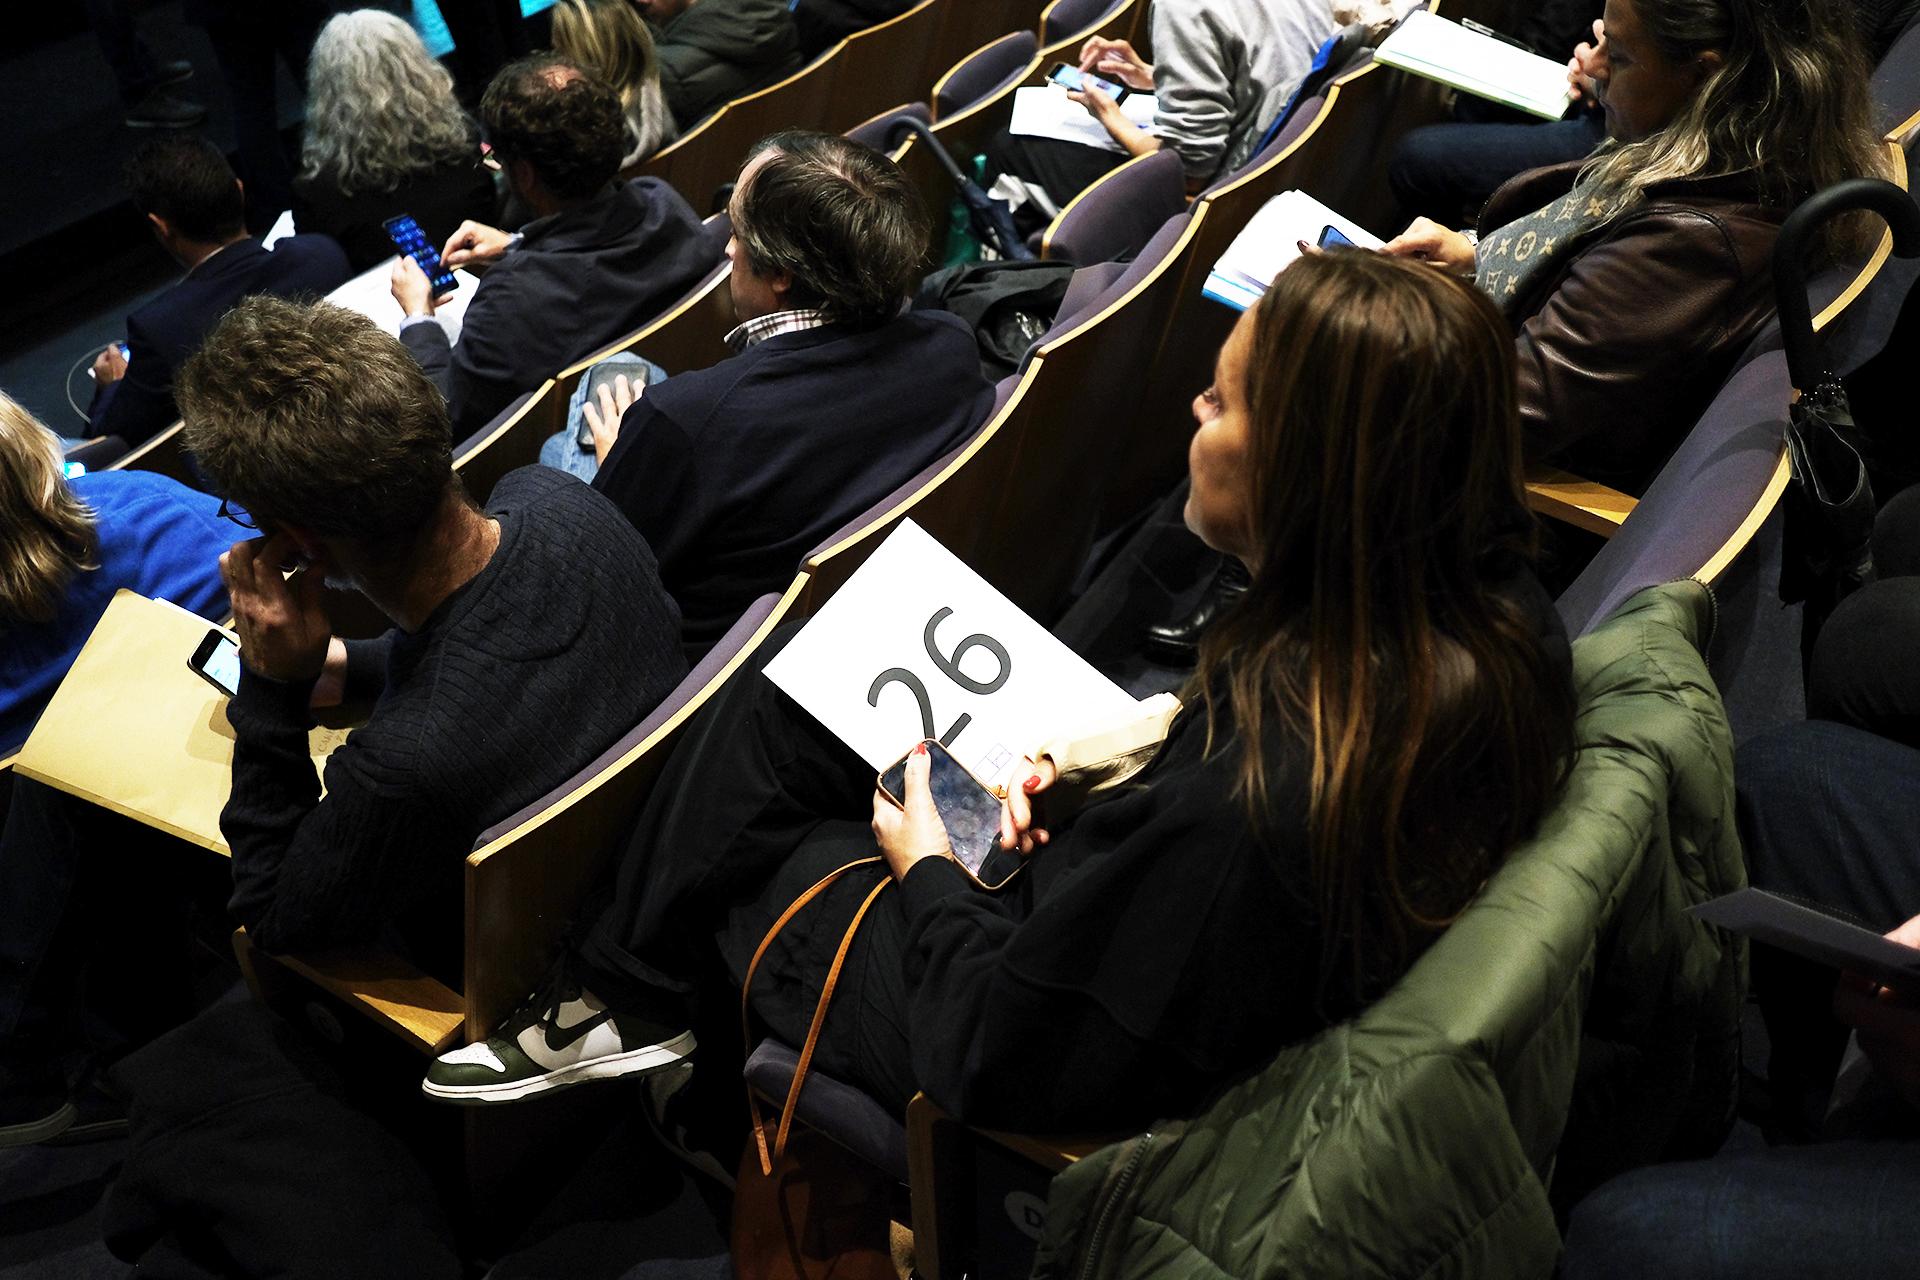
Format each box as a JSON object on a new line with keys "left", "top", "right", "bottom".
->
{"left": 1382, "top": 0, "right": 1885, "bottom": 492}
{"left": 422, "top": 253, "right": 1575, "bottom": 1156}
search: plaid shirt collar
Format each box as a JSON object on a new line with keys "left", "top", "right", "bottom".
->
{"left": 724, "top": 308, "right": 830, "bottom": 353}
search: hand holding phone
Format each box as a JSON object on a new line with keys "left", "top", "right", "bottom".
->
{"left": 578, "top": 363, "right": 651, "bottom": 449}
{"left": 876, "top": 741, "right": 1023, "bottom": 889}
{"left": 1048, "top": 61, "right": 1129, "bottom": 102}
{"left": 189, "top": 628, "right": 243, "bottom": 697}
{"left": 384, "top": 213, "right": 458, "bottom": 295}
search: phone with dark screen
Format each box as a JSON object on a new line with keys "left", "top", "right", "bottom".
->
{"left": 879, "top": 740, "right": 1023, "bottom": 889}
{"left": 577, "top": 362, "right": 654, "bottom": 448}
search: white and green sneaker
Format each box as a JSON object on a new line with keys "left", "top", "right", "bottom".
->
{"left": 422, "top": 973, "right": 695, "bottom": 1105}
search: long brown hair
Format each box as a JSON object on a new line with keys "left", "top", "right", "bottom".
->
{"left": 0, "top": 392, "right": 99, "bottom": 632}
{"left": 1585, "top": 0, "right": 1887, "bottom": 253}
{"left": 1193, "top": 252, "right": 1576, "bottom": 1001}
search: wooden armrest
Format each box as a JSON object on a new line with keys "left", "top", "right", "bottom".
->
{"left": 907, "top": 1093, "right": 1118, "bottom": 1280}
{"left": 234, "top": 929, "right": 465, "bottom": 1056}
{"left": 1525, "top": 468, "right": 1638, "bottom": 538}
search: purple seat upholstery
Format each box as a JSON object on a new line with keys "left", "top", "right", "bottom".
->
{"left": 1044, "top": 148, "right": 1186, "bottom": 265}
{"left": 1035, "top": 210, "right": 1190, "bottom": 346}
{"left": 934, "top": 31, "right": 1037, "bottom": 119}
{"left": 1040, "top": 0, "right": 1129, "bottom": 47}
{"left": 1873, "top": 18, "right": 1920, "bottom": 134}
{"left": 1555, "top": 352, "right": 1792, "bottom": 637}
{"left": 745, "top": 1039, "right": 910, "bottom": 1183}
{"left": 470, "top": 592, "right": 786, "bottom": 846}
{"left": 848, "top": 102, "right": 931, "bottom": 151}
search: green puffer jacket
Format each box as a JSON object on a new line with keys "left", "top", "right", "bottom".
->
{"left": 1031, "top": 581, "right": 1746, "bottom": 1280}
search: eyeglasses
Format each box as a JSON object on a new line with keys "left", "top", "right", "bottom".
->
{"left": 217, "top": 498, "right": 260, "bottom": 531}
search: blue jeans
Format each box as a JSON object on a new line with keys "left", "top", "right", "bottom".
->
{"left": 1388, "top": 112, "right": 1606, "bottom": 226}
{"left": 1562, "top": 1140, "right": 1920, "bottom": 1279}
{"left": 538, "top": 353, "right": 669, "bottom": 482}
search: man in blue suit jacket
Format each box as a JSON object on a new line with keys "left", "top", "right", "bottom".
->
{"left": 586, "top": 131, "right": 997, "bottom": 655}
{"left": 89, "top": 134, "right": 350, "bottom": 448}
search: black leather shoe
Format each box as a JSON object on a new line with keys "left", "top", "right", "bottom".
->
{"left": 1142, "top": 558, "right": 1251, "bottom": 668}
{"left": 138, "top": 59, "right": 196, "bottom": 91}
{"left": 124, "top": 89, "right": 207, "bottom": 129}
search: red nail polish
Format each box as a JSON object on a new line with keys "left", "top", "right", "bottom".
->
{"left": 914, "top": 742, "right": 927, "bottom": 755}
{"left": 1023, "top": 775, "right": 1043, "bottom": 793}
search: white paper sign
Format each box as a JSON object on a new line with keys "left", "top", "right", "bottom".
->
{"left": 764, "top": 522, "right": 1140, "bottom": 790}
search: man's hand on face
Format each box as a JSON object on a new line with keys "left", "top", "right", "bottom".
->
{"left": 219, "top": 532, "right": 334, "bottom": 684}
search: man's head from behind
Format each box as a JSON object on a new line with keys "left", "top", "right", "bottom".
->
{"left": 482, "top": 54, "right": 626, "bottom": 210}
{"left": 126, "top": 133, "right": 246, "bottom": 261}
{"left": 180, "top": 297, "right": 456, "bottom": 582}
{"left": 727, "top": 131, "right": 930, "bottom": 328}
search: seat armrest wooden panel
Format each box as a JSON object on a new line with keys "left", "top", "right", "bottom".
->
{"left": 235, "top": 929, "right": 465, "bottom": 1056}
{"left": 1526, "top": 469, "right": 1638, "bottom": 538}
{"left": 463, "top": 750, "right": 674, "bottom": 1039}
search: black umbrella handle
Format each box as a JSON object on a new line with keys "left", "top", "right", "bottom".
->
{"left": 885, "top": 117, "right": 972, "bottom": 191}
{"left": 1775, "top": 178, "right": 1920, "bottom": 391}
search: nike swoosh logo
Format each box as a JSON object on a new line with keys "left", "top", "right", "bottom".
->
{"left": 543, "top": 1009, "right": 612, "bottom": 1053}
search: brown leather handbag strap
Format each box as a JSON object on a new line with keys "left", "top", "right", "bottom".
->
{"left": 742, "top": 855, "right": 892, "bottom": 1178}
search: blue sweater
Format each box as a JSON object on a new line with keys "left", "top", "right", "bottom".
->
{"left": 1, "top": 471, "right": 233, "bottom": 754}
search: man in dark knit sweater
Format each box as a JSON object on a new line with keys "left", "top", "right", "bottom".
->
{"left": 183, "top": 295, "right": 687, "bottom": 981}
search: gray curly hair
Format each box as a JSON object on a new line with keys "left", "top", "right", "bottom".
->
{"left": 300, "top": 9, "right": 479, "bottom": 198}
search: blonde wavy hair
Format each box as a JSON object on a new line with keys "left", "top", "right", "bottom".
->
{"left": 550, "top": 0, "right": 679, "bottom": 164}
{"left": 0, "top": 393, "right": 98, "bottom": 632}
{"left": 1583, "top": 0, "right": 1888, "bottom": 253}
{"left": 300, "top": 10, "right": 479, "bottom": 198}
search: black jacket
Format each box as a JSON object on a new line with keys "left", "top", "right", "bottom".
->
{"left": 88, "top": 235, "right": 352, "bottom": 447}
{"left": 594, "top": 311, "right": 996, "bottom": 654}
{"left": 291, "top": 154, "right": 499, "bottom": 273}
{"left": 400, "top": 177, "right": 716, "bottom": 441}
{"left": 654, "top": 0, "right": 804, "bottom": 128}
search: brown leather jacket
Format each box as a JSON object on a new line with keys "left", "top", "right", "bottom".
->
{"left": 1479, "top": 161, "right": 1787, "bottom": 493}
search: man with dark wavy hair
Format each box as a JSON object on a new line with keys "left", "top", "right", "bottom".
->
{"left": 392, "top": 53, "right": 716, "bottom": 438}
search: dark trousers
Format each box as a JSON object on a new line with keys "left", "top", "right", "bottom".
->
{"left": 576, "top": 627, "right": 919, "bottom": 1111}
{"left": 1388, "top": 111, "right": 1605, "bottom": 227}
{"left": 1735, "top": 487, "right": 1920, "bottom": 1105}
{"left": 0, "top": 779, "right": 197, "bottom": 1071}
{"left": 1562, "top": 1139, "right": 1920, "bottom": 1280}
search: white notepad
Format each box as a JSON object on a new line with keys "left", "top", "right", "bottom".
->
{"left": 1008, "top": 85, "right": 1159, "bottom": 155}
{"left": 1202, "top": 190, "right": 1384, "bottom": 311}
{"left": 1376, "top": 10, "right": 1575, "bottom": 121}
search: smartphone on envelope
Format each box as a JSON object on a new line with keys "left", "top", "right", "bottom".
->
{"left": 878, "top": 740, "right": 1023, "bottom": 889}
{"left": 1048, "top": 62, "right": 1129, "bottom": 102}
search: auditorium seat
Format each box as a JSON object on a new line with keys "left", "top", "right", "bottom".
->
{"left": 105, "top": 418, "right": 198, "bottom": 489}
{"left": 1037, "top": 0, "right": 1137, "bottom": 53}
{"left": 1040, "top": 147, "right": 1186, "bottom": 264}
{"left": 638, "top": 48, "right": 842, "bottom": 213}
{"left": 63, "top": 434, "right": 129, "bottom": 471}
{"left": 549, "top": 258, "right": 735, "bottom": 404}
{"left": 448, "top": 380, "right": 564, "bottom": 506}
{"left": 931, "top": 30, "right": 1037, "bottom": 120}
{"left": 848, "top": 101, "right": 931, "bottom": 153}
